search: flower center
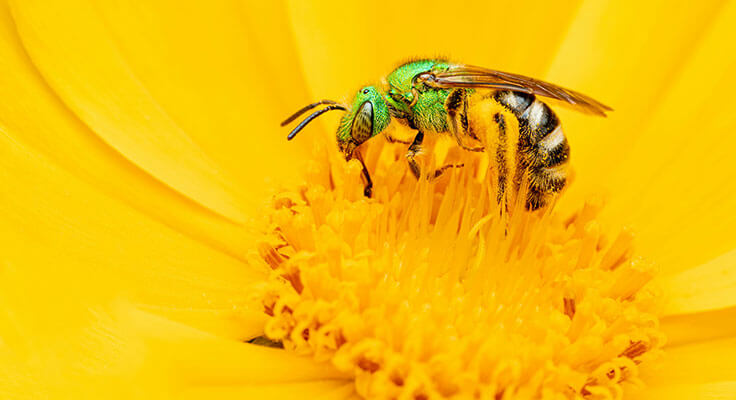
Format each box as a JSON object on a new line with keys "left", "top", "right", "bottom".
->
{"left": 254, "top": 133, "right": 664, "bottom": 400}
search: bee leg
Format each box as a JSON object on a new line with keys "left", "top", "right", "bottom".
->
{"left": 446, "top": 88, "right": 484, "bottom": 152}
{"left": 407, "top": 131, "right": 465, "bottom": 179}
{"left": 406, "top": 130, "right": 424, "bottom": 179}
{"left": 354, "top": 151, "right": 373, "bottom": 198}
{"left": 433, "top": 163, "right": 465, "bottom": 179}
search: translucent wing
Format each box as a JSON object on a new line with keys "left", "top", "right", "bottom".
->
{"left": 418, "top": 64, "right": 612, "bottom": 116}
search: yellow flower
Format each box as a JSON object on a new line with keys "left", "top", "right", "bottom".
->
{"left": 1, "top": 0, "right": 735, "bottom": 399}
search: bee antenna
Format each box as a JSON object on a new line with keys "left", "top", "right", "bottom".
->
{"left": 281, "top": 100, "right": 342, "bottom": 126}
{"left": 287, "top": 104, "right": 348, "bottom": 140}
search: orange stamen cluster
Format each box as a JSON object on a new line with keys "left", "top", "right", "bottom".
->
{"left": 254, "top": 135, "right": 663, "bottom": 400}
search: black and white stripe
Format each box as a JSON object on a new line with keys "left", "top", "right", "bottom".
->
{"left": 493, "top": 90, "right": 570, "bottom": 210}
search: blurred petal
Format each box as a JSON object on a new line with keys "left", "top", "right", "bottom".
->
{"left": 0, "top": 293, "right": 345, "bottom": 399}
{"left": 0, "top": 121, "right": 266, "bottom": 339}
{"left": 548, "top": 0, "right": 725, "bottom": 176}
{"left": 661, "top": 306, "right": 736, "bottom": 348}
{"left": 179, "top": 381, "right": 357, "bottom": 400}
{"left": 0, "top": 1, "right": 253, "bottom": 260}
{"left": 551, "top": 0, "right": 736, "bottom": 273}
{"left": 640, "top": 337, "right": 736, "bottom": 386}
{"left": 128, "top": 309, "right": 349, "bottom": 386}
{"left": 0, "top": 269, "right": 168, "bottom": 400}
{"left": 600, "top": 0, "right": 736, "bottom": 274}
{"left": 139, "top": 306, "right": 268, "bottom": 341}
{"left": 658, "top": 248, "right": 736, "bottom": 316}
{"left": 9, "top": 0, "right": 309, "bottom": 222}
{"left": 629, "top": 381, "right": 736, "bottom": 400}
{"left": 85, "top": 1, "right": 315, "bottom": 195}
{"left": 657, "top": 248, "right": 736, "bottom": 347}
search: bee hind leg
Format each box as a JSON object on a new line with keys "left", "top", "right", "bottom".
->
{"left": 446, "top": 88, "right": 484, "bottom": 152}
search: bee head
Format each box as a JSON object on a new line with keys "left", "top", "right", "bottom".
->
{"left": 336, "top": 86, "right": 391, "bottom": 160}
{"left": 281, "top": 87, "right": 390, "bottom": 161}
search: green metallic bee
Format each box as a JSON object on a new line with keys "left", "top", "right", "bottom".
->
{"left": 282, "top": 59, "right": 610, "bottom": 209}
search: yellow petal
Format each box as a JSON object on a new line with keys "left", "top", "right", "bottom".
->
{"left": 551, "top": 0, "right": 736, "bottom": 274}
{"left": 657, "top": 248, "right": 736, "bottom": 347}
{"left": 10, "top": 0, "right": 271, "bottom": 223}
{"left": 76, "top": 1, "right": 315, "bottom": 195}
{"left": 658, "top": 248, "right": 736, "bottom": 316}
{"left": 640, "top": 337, "right": 736, "bottom": 386}
{"left": 600, "top": 0, "right": 736, "bottom": 275}
{"left": 138, "top": 305, "right": 268, "bottom": 342}
{"left": 548, "top": 0, "right": 724, "bottom": 177}
{"left": 661, "top": 306, "right": 736, "bottom": 348}
{"left": 628, "top": 381, "right": 736, "bottom": 400}
{"left": 0, "top": 281, "right": 169, "bottom": 400}
{"left": 128, "top": 309, "right": 349, "bottom": 385}
{"left": 179, "top": 381, "right": 357, "bottom": 400}
{"left": 0, "top": 296, "right": 344, "bottom": 399}
{"left": 0, "top": 2, "right": 254, "bottom": 260}
{"left": 0, "top": 119, "right": 266, "bottom": 338}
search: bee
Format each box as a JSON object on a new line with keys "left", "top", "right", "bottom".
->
{"left": 282, "top": 59, "right": 610, "bottom": 210}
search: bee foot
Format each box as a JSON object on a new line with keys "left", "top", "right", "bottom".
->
{"left": 432, "top": 163, "right": 465, "bottom": 179}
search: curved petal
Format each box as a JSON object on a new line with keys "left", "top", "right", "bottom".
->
{"left": 600, "top": 0, "right": 736, "bottom": 275}
{"left": 657, "top": 248, "right": 736, "bottom": 346}
{"left": 84, "top": 1, "right": 315, "bottom": 195}
{"left": 553, "top": 0, "right": 736, "bottom": 274}
{"left": 548, "top": 0, "right": 725, "bottom": 176}
{"left": 658, "top": 248, "right": 736, "bottom": 316}
{"left": 179, "top": 382, "right": 357, "bottom": 400}
{"left": 9, "top": 0, "right": 311, "bottom": 223}
{"left": 0, "top": 300, "right": 347, "bottom": 399}
{"left": 628, "top": 381, "right": 736, "bottom": 400}
{"left": 640, "top": 337, "right": 736, "bottom": 387}
{"left": 0, "top": 284, "right": 168, "bottom": 400}
{"left": 661, "top": 306, "right": 736, "bottom": 348}
{"left": 128, "top": 309, "right": 349, "bottom": 385}
{"left": 0, "top": 123, "right": 267, "bottom": 339}
{"left": 0, "top": 1, "right": 254, "bottom": 260}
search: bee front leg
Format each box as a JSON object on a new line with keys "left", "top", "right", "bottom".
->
{"left": 446, "top": 88, "right": 484, "bottom": 153}
{"left": 354, "top": 151, "right": 373, "bottom": 198}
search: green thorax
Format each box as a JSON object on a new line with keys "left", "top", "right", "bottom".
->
{"left": 385, "top": 59, "right": 453, "bottom": 133}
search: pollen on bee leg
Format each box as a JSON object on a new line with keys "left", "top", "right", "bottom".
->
{"left": 251, "top": 138, "right": 663, "bottom": 400}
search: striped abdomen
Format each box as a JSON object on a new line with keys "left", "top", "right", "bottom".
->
{"left": 493, "top": 90, "right": 570, "bottom": 210}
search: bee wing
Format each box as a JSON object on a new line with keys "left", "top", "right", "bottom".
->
{"left": 422, "top": 64, "right": 612, "bottom": 116}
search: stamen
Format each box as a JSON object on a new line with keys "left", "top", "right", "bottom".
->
{"left": 252, "top": 134, "right": 663, "bottom": 400}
